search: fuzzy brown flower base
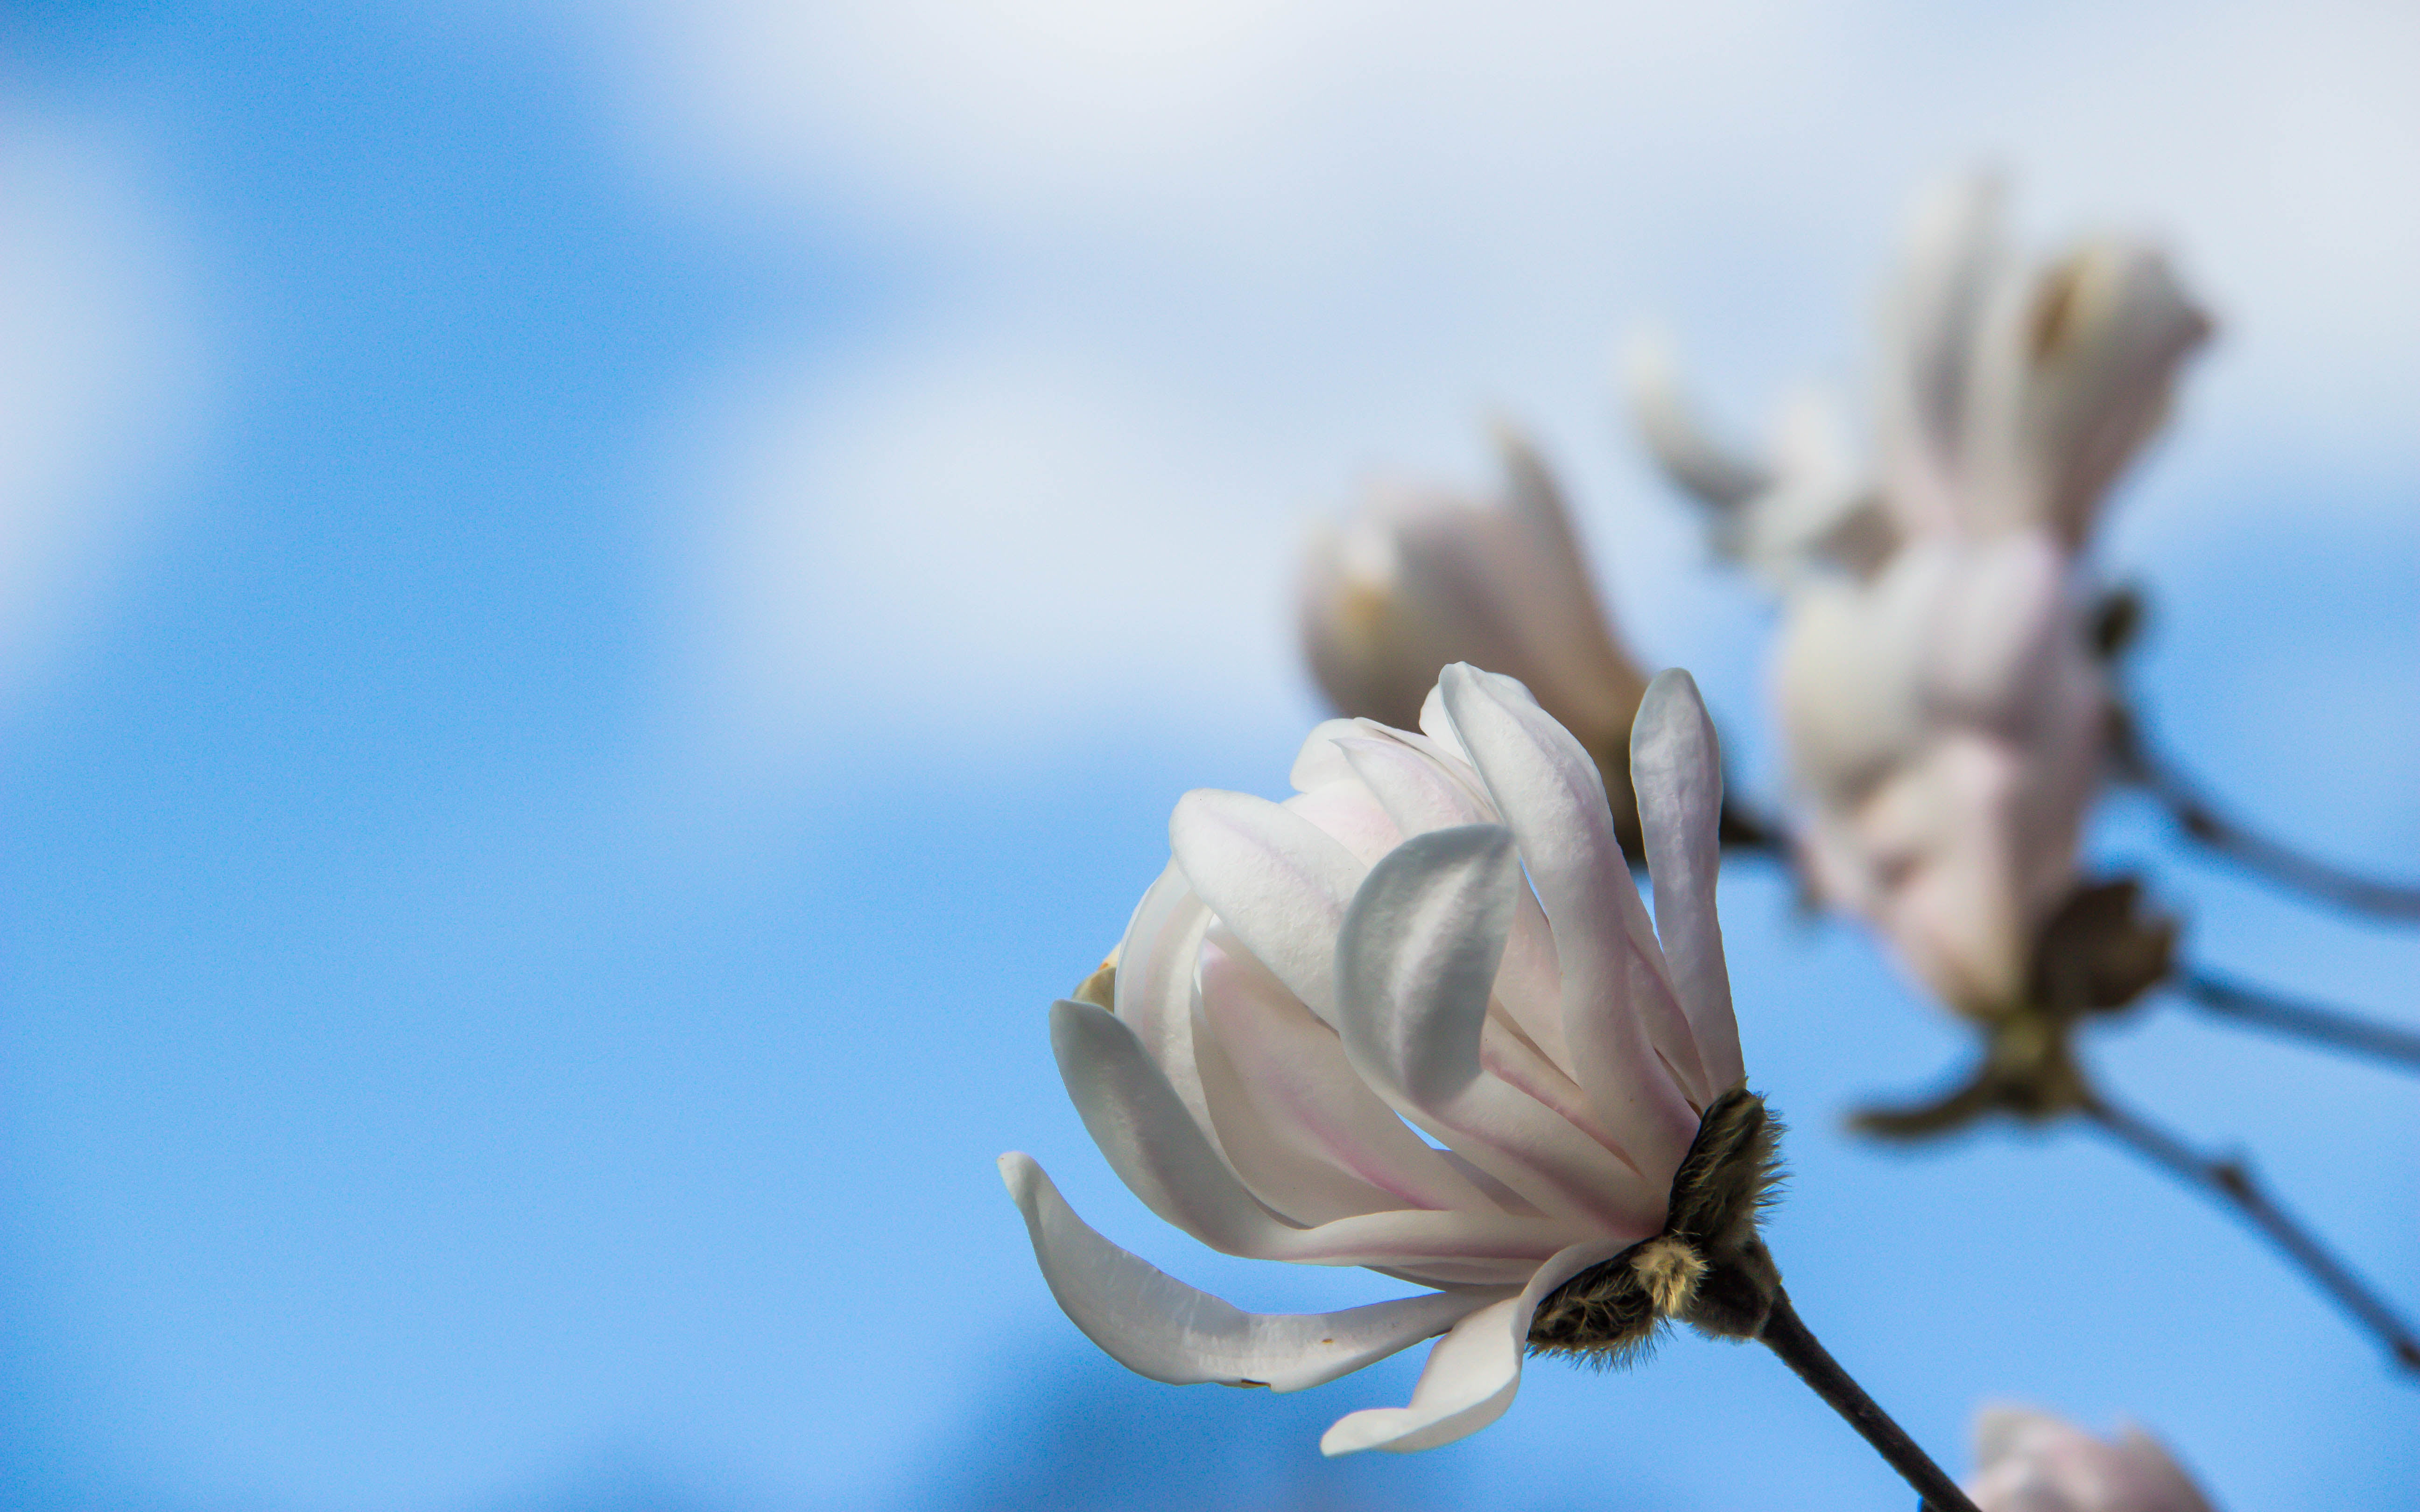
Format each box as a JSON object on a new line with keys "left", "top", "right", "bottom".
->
{"left": 1533, "top": 1089, "right": 1982, "bottom": 1512}
{"left": 1530, "top": 1086, "right": 1783, "bottom": 1355}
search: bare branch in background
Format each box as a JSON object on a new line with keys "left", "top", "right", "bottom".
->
{"left": 2171, "top": 971, "right": 2420, "bottom": 1074}
{"left": 2102, "top": 695, "right": 2420, "bottom": 924}
{"left": 2078, "top": 1091, "right": 2420, "bottom": 1376}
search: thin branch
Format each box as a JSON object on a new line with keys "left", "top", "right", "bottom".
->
{"left": 2175, "top": 970, "right": 2420, "bottom": 1073}
{"left": 2077, "top": 1092, "right": 2420, "bottom": 1375}
{"left": 2115, "top": 720, "right": 2420, "bottom": 923}
{"left": 1758, "top": 1288, "right": 1983, "bottom": 1512}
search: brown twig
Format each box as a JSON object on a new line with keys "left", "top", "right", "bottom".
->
{"left": 2077, "top": 1091, "right": 2420, "bottom": 1376}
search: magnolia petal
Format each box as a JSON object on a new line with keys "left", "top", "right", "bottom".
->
{"left": 1622, "top": 332, "right": 1773, "bottom": 515}
{"left": 1110, "top": 864, "right": 1227, "bottom": 1157}
{"left": 1417, "top": 681, "right": 1475, "bottom": 766}
{"left": 1319, "top": 1238, "right": 1621, "bottom": 1455}
{"left": 1283, "top": 780, "right": 1407, "bottom": 869}
{"left": 1333, "top": 823, "right": 1665, "bottom": 1234}
{"left": 1054, "top": 997, "right": 1290, "bottom": 1253}
{"left": 1337, "top": 734, "right": 1572, "bottom": 1071}
{"left": 1876, "top": 172, "right": 2007, "bottom": 536}
{"left": 1438, "top": 665, "right": 1703, "bottom": 1177}
{"left": 1186, "top": 989, "right": 1413, "bottom": 1227}
{"left": 1055, "top": 999, "right": 1590, "bottom": 1274}
{"left": 1171, "top": 788, "right": 1365, "bottom": 1025}
{"left": 1337, "top": 732, "right": 1494, "bottom": 833}
{"left": 999, "top": 1153, "right": 1504, "bottom": 1392}
{"left": 1288, "top": 718, "right": 1367, "bottom": 792}
{"left": 1196, "top": 932, "right": 1500, "bottom": 1217}
{"left": 1489, "top": 430, "right": 1649, "bottom": 737}
{"left": 1629, "top": 670, "right": 1745, "bottom": 1095}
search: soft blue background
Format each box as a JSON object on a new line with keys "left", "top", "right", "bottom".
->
{"left": 4, "top": 6, "right": 2415, "bottom": 1511}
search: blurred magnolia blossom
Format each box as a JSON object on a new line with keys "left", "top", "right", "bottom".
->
{"left": 1297, "top": 431, "right": 1655, "bottom": 850}
{"left": 1967, "top": 1406, "right": 2216, "bottom": 1512}
{"left": 1776, "top": 531, "right": 2106, "bottom": 1016}
{"left": 1002, "top": 665, "right": 1752, "bottom": 1455}
{"left": 1635, "top": 175, "right": 2209, "bottom": 1016}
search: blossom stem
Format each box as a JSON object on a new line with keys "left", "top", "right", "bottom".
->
{"left": 2077, "top": 1091, "right": 2420, "bottom": 1374}
{"left": 2174, "top": 970, "right": 2420, "bottom": 1073}
{"left": 2114, "top": 719, "right": 2420, "bottom": 922}
{"left": 1756, "top": 1288, "right": 1983, "bottom": 1512}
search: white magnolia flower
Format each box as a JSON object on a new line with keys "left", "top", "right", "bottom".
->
{"left": 1775, "top": 531, "right": 2104, "bottom": 1015}
{"left": 1636, "top": 175, "right": 2204, "bottom": 1015}
{"left": 1298, "top": 431, "right": 1649, "bottom": 781}
{"left": 1968, "top": 1406, "right": 2216, "bottom": 1512}
{"left": 1001, "top": 664, "right": 1744, "bottom": 1455}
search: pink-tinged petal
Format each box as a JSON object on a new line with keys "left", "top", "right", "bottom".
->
{"left": 1337, "top": 732, "right": 1494, "bottom": 832}
{"left": 1054, "top": 999, "right": 1592, "bottom": 1274}
{"left": 1438, "top": 665, "right": 1703, "bottom": 1177}
{"left": 1185, "top": 1001, "right": 1406, "bottom": 1227}
{"left": 1288, "top": 718, "right": 1367, "bottom": 792}
{"left": 1319, "top": 1238, "right": 1622, "bottom": 1455}
{"left": 1968, "top": 1407, "right": 2216, "bottom": 1512}
{"left": 1170, "top": 789, "right": 1365, "bottom": 1025}
{"left": 1333, "top": 824, "right": 1665, "bottom": 1235}
{"left": 1283, "top": 781, "right": 1407, "bottom": 868}
{"left": 1629, "top": 669, "right": 1745, "bottom": 1094}
{"left": 999, "top": 1153, "right": 1505, "bottom": 1392}
{"left": 1196, "top": 932, "right": 1500, "bottom": 1218}
{"left": 1964, "top": 240, "right": 2213, "bottom": 549}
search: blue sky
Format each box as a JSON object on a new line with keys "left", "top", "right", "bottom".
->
{"left": 2, "top": 3, "right": 2415, "bottom": 1510}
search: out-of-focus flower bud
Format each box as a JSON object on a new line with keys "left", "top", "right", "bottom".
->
{"left": 1776, "top": 531, "right": 2104, "bottom": 1018}
{"left": 1002, "top": 667, "right": 1762, "bottom": 1456}
{"left": 1298, "top": 432, "right": 1651, "bottom": 842}
{"left": 1967, "top": 1406, "right": 2217, "bottom": 1512}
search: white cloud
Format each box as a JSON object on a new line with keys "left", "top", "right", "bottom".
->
{"left": 593, "top": 0, "right": 2420, "bottom": 757}
{"left": 0, "top": 109, "right": 200, "bottom": 710}
{"left": 673, "top": 326, "right": 1317, "bottom": 762}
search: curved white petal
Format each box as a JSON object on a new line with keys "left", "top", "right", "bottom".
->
{"left": 1319, "top": 1238, "right": 1621, "bottom": 1455}
{"left": 1336, "top": 732, "right": 1571, "bottom": 1071}
{"left": 1170, "top": 789, "right": 1365, "bottom": 1025}
{"left": 1333, "top": 824, "right": 1666, "bottom": 1235}
{"left": 1288, "top": 718, "right": 1367, "bottom": 792}
{"left": 999, "top": 1153, "right": 1505, "bottom": 1392}
{"left": 1876, "top": 171, "right": 2008, "bottom": 537}
{"left": 1054, "top": 999, "right": 1593, "bottom": 1274}
{"left": 1055, "top": 996, "right": 1290, "bottom": 1252}
{"left": 1417, "top": 680, "right": 1474, "bottom": 766}
{"left": 1111, "top": 862, "right": 1221, "bottom": 1142}
{"left": 1622, "top": 333, "right": 1773, "bottom": 515}
{"left": 1439, "top": 665, "right": 1704, "bottom": 1173}
{"left": 1487, "top": 431, "right": 1649, "bottom": 738}
{"left": 1629, "top": 670, "right": 1745, "bottom": 1093}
